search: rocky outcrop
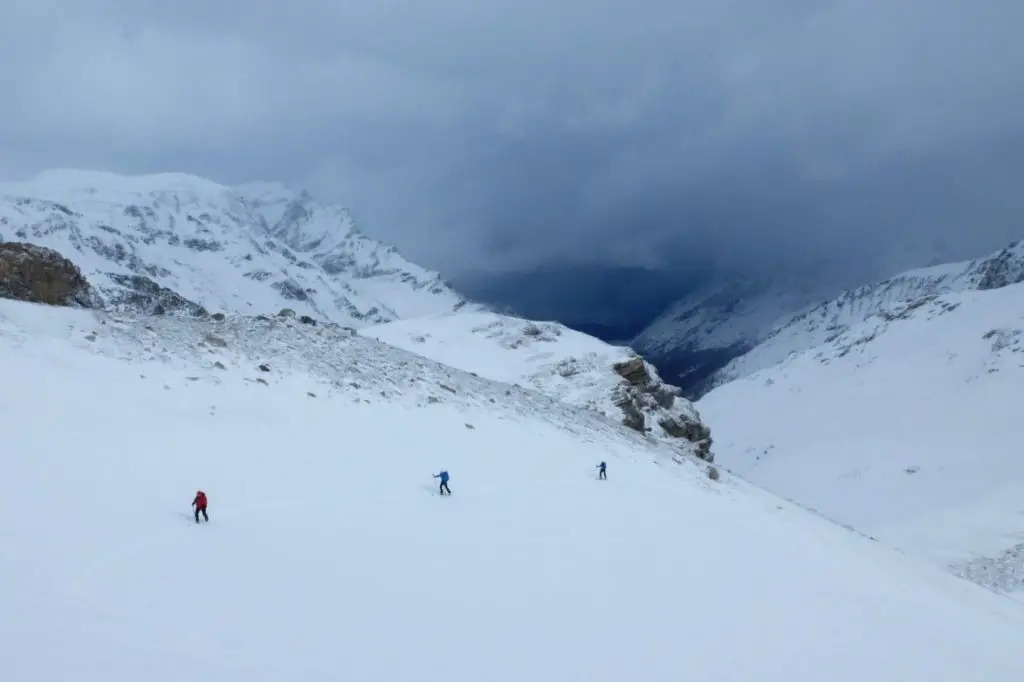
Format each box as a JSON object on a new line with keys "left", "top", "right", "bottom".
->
{"left": 0, "top": 242, "right": 99, "bottom": 307}
{"left": 709, "top": 239, "right": 1024, "bottom": 392}
{"left": 612, "top": 357, "right": 647, "bottom": 384}
{"left": 611, "top": 353, "right": 714, "bottom": 461}
{"left": 99, "top": 273, "right": 207, "bottom": 317}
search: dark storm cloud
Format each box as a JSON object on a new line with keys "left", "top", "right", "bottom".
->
{"left": 2, "top": 0, "right": 1023, "bottom": 277}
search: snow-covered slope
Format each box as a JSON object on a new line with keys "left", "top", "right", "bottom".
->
{"left": 0, "top": 169, "right": 475, "bottom": 323}
{"left": 361, "top": 311, "right": 711, "bottom": 453}
{"left": 3, "top": 298, "right": 1024, "bottom": 680}
{"left": 698, "top": 280, "right": 1024, "bottom": 597}
{"left": 632, "top": 275, "right": 840, "bottom": 396}
{"left": 713, "top": 240, "right": 1024, "bottom": 387}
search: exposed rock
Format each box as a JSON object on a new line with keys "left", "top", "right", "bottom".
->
{"left": 211, "top": 312, "right": 226, "bottom": 322}
{"left": 183, "top": 237, "right": 223, "bottom": 252}
{"left": 272, "top": 279, "right": 309, "bottom": 301}
{"left": 0, "top": 242, "right": 99, "bottom": 307}
{"left": 707, "top": 466, "right": 720, "bottom": 481}
{"left": 658, "top": 415, "right": 710, "bottom": 442}
{"left": 258, "top": 363, "right": 271, "bottom": 372}
{"left": 101, "top": 273, "right": 207, "bottom": 317}
{"left": 298, "top": 315, "right": 317, "bottom": 325}
{"left": 612, "top": 357, "right": 648, "bottom": 385}
{"left": 613, "top": 388, "right": 646, "bottom": 432}
{"left": 695, "top": 439, "right": 714, "bottom": 462}
{"left": 651, "top": 384, "right": 677, "bottom": 409}
{"left": 278, "top": 308, "right": 296, "bottom": 318}
{"left": 975, "top": 242, "right": 1024, "bottom": 291}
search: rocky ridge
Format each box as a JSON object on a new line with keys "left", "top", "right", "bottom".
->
{"left": 711, "top": 240, "right": 1024, "bottom": 388}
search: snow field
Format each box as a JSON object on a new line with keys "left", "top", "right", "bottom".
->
{"left": 700, "top": 283, "right": 1024, "bottom": 593}
{"left": 2, "top": 302, "right": 1024, "bottom": 680}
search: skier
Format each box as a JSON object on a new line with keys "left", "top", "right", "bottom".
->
{"left": 597, "top": 461, "right": 607, "bottom": 480}
{"left": 433, "top": 470, "right": 451, "bottom": 496}
{"left": 192, "top": 490, "right": 209, "bottom": 523}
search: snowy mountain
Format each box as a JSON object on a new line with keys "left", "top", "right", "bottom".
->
{"left": 710, "top": 240, "right": 1024, "bottom": 388}
{"left": 4, "top": 296, "right": 1024, "bottom": 680}
{"left": 0, "top": 169, "right": 477, "bottom": 323}
{"left": 632, "top": 274, "right": 843, "bottom": 397}
{"left": 362, "top": 312, "right": 712, "bottom": 457}
{"left": 698, "top": 278, "right": 1024, "bottom": 597}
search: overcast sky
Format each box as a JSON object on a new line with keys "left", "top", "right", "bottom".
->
{"left": 2, "top": 0, "right": 1023, "bottom": 279}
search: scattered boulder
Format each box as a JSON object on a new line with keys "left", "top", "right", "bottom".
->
{"left": 695, "top": 439, "right": 714, "bottom": 462}
{"left": 258, "top": 363, "right": 271, "bottom": 372}
{"left": 707, "top": 466, "right": 720, "bottom": 482}
{"left": 0, "top": 242, "right": 99, "bottom": 307}
{"left": 556, "top": 358, "right": 580, "bottom": 378}
{"left": 211, "top": 312, "right": 226, "bottom": 322}
{"left": 277, "top": 308, "right": 296, "bottom": 318}
{"left": 298, "top": 315, "right": 317, "bottom": 325}
{"left": 204, "top": 333, "right": 227, "bottom": 348}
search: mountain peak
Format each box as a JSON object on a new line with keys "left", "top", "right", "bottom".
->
{"left": 0, "top": 169, "right": 474, "bottom": 324}
{"left": 26, "top": 169, "right": 232, "bottom": 199}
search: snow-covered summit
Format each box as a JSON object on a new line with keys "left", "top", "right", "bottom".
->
{"left": 712, "top": 240, "right": 1024, "bottom": 387}
{"left": 0, "top": 169, "right": 477, "bottom": 324}
{"left": 362, "top": 312, "right": 713, "bottom": 456}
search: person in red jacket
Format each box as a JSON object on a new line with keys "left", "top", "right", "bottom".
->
{"left": 192, "top": 490, "right": 209, "bottom": 524}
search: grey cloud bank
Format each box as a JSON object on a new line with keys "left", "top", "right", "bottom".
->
{"left": 2, "top": 0, "right": 1023, "bottom": 280}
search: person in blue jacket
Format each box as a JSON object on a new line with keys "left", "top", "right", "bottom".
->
{"left": 434, "top": 469, "right": 451, "bottom": 495}
{"left": 597, "top": 461, "right": 607, "bottom": 480}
